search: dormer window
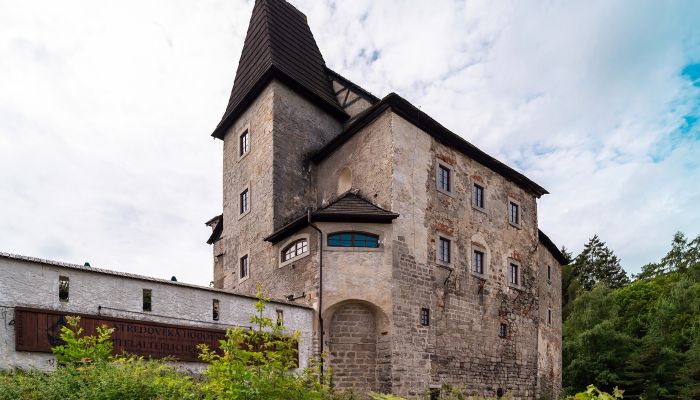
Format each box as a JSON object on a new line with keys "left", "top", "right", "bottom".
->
{"left": 282, "top": 238, "right": 309, "bottom": 262}
{"left": 327, "top": 232, "right": 379, "bottom": 248}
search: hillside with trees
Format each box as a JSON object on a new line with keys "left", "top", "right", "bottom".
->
{"left": 562, "top": 232, "right": 700, "bottom": 398}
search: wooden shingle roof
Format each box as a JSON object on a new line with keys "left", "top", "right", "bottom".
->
{"left": 264, "top": 192, "right": 399, "bottom": 244}
{"left": 212, "top": 0, "right": 347, "bottom": 139}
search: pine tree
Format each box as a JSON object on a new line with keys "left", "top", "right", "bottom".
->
{"left": 572, "top": 235, "right": 630, "bottom": 290}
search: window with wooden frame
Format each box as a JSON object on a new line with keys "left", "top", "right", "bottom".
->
{"left": 473, "top": 184, "right": 485, "bottom": 209}
{"left": 281, "top": 238, "right": 309, "bottom": 262}
{"left": 327, "top": 232, "right": 379, "bottom": 248}
{"left": 473, "top": 249, "right": 485, "bottom": 275}
{"left": 239, "top": 129, "right": 249, "bottom": 157}
{"left": 239, "top": 254, "right": 249, "bottom": 280}
{"left": 438, "top": 236, "right": 451, "bottom": 264}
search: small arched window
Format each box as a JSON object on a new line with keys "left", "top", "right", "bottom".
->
{"left": 327, "top": 232, "right": 379, "bottom": 248}
{"left": 282, "top": 238, "right": 309, "bottom": 262}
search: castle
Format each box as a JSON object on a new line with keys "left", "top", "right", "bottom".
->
{"left": 205, "top": 0, "right": 565, "bottom": 398}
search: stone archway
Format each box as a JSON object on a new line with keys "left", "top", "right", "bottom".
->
{"left": 328, "top": 302, "right": 378, "bottom": 393}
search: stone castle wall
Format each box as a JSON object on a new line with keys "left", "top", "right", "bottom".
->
{"left": 213, "top": 79, "right": 562, "bottom": 398}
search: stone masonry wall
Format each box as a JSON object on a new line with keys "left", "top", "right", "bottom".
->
{"left": 329, "top": 303, "right": 378, "bottom": 393}
{"left": 389, "top": 112, "right": 542, "bottom": 398}
{"left": 536, "top": 247, "right": 563, "bottom": 399}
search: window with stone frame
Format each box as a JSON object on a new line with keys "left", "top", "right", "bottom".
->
{"left": 508, "top": 201, "right": 520, "bottom": 226}
{"left": 547, "top": 265, "right": 552, "bottom": 284}
{"left": 473, "top": 183, "right": 485, "bottom": 209}
{"left": 508, "top": 262, "right": 520, "bottom": 286}
{"left": 239, "top": 254, "right": 249, "bottom": 280}
{"left": 548, "top": 308, "right": 552, "bottom": 326}
{"left": 438, "top": 236, "right": 451, "bottom": 264}
{"left": 239, "top": 129, "right": 249, "bottom": 157}
{"left": 437, "top": 164, "right": 451, "bottom": 192}
{"left": 239, "top": 188, "right": 249, "bottom": 215}
{"left": 282, "top": 238, "right": 309, "bottom": 262}
{"left": 473, "top": 249, "right": 485, "bottom": 274}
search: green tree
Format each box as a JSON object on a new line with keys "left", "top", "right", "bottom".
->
{"left": 572, "top": 235, "right": 630, "bottom": 290}
{"left": 197, "top": 285, "right": 330, "bottom": 400}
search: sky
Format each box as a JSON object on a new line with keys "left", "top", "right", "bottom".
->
{"left": 1, "top": 0, "right": 699, "bottom": 286}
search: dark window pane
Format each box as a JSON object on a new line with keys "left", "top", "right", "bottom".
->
{"left": 420, "top": 308, "right": 430, "bottom": 326}
{"left": 328, "top": 232, "right": 378, "bottom": 248}
{"left": 474, "top": 251, "right": 484, "bottom": 274}
{"left": 438, "top": 165, "right": 451, "bottom": 192}
{"left": 474, "top": 184, "right": 484, "bottom": 208}
{"left": 439, "top": 237, "right": 450, "bottom": 263}
{"left": 58, "top": 276, "right": 69, "bottom": 302}
{"left": 240, "top": 255, "right": 249, "bottom": 278}
{"left": 143, "top": 289, "right": 152, "bottom": 312}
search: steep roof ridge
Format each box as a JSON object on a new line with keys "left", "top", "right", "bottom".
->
{"left": 212, "top": 0, "right": 347, "bottom": 139}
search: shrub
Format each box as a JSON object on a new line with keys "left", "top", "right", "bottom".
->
{"left": 51, "top": 315, "right": 114, "bottom": 365}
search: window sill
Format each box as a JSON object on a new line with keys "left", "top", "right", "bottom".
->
{"left": 508, "top": 222, "right": 522, "bottom": 230}
{"left": 238, "top": 209, "right": 251, "bottom": 220}
{"left": 507, "top": 283, "right": 524, "bottom": 291}
{"left": 238, "top": 275, "right": 250, "bottom": 284}
{"left": 325, "top": 246, "right": 383, "bottom": 253}
{"left": 436, "top": 262, "right": 453, "bottom": 271}
{"left": 237, "top": 150, "right": 250, "bottom": 163}
{"left": 472, "top": 205, "right": 487, "bottom": 214}
{"left": 436, "top": 187, "right": 456, "bottom": 198}
{"left": 471, "top": 271, "right": 487, "bottom": 280}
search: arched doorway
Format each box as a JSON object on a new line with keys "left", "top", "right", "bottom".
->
{"left": 328, "top": 302, "right": 379, "bottom": 393}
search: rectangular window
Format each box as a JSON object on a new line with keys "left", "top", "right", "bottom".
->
{"left": 499, "top": 323, "right": 507, "bottom": 338}
{"left": 142, "top": 289, "right": 152, "bottom": 312}
{"left": 213, "top": 299, "right": 220, "bottom": 321}
{"left": 509, "top": 263, "right": 519, "bottom": 285}
{"left": 239, "top": 189, "right": 249, "bottom": 215}
{"left": 548, "top": 308, "right": 552, "bottom": 326}
{"left": 276, "top": 309, "right": 284, "bottom": 327}
{"left": 509, "top": 201, "right": 520, "bottom": 225}
{"left": 437, "top": 164, "right": 451, "bottom": 192}
{"left": 239, "top": 129, "right": 249, "bottom": 156}
{"left": 420, "top": 308, "right": 430, "bottom": 326}
{"left": 473, "top": 250, "right": 484, "bottom": 274}
{"left": 438, "top": 237, "right": 451, "bottom": 264}
{"left": 473, "top": 184, "right": 484, "bottom": 208}
{"left": 547, "top": 265, "right": 552, "bottom": 284}
{"left": 239, "top": 255, "right": 249, "bottom": 280}
{"left": 58, "top": 276, "right": 69, "bottom": 302}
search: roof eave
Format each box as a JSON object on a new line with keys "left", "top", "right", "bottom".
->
{"left": 212, "top": 66, "right": 349, "bottom": 140}
{"left": 264, "top": 212, "right": 399, "bottom": 245}
{"left": 311, "top": 93, "right": 549, "bottom": 198}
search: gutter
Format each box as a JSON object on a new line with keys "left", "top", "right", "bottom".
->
{"left": 307, "top": 209, "right": 325, "bottom": 378}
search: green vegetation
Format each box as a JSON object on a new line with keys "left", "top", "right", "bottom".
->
{"left": 563, "top": 232, "right": 700, "bottom": 399}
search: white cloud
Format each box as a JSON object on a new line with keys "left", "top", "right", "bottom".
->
{"left": 0, "top": 0, "right": 698, "bottom": 283}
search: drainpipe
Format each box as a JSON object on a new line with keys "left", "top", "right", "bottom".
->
{"left": 307, "top": 209, "right": 324, "bottom": 378}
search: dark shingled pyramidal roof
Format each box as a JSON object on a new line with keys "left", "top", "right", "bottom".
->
{"left": 212, "top": 0, "right": 347, "bottom": 139}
